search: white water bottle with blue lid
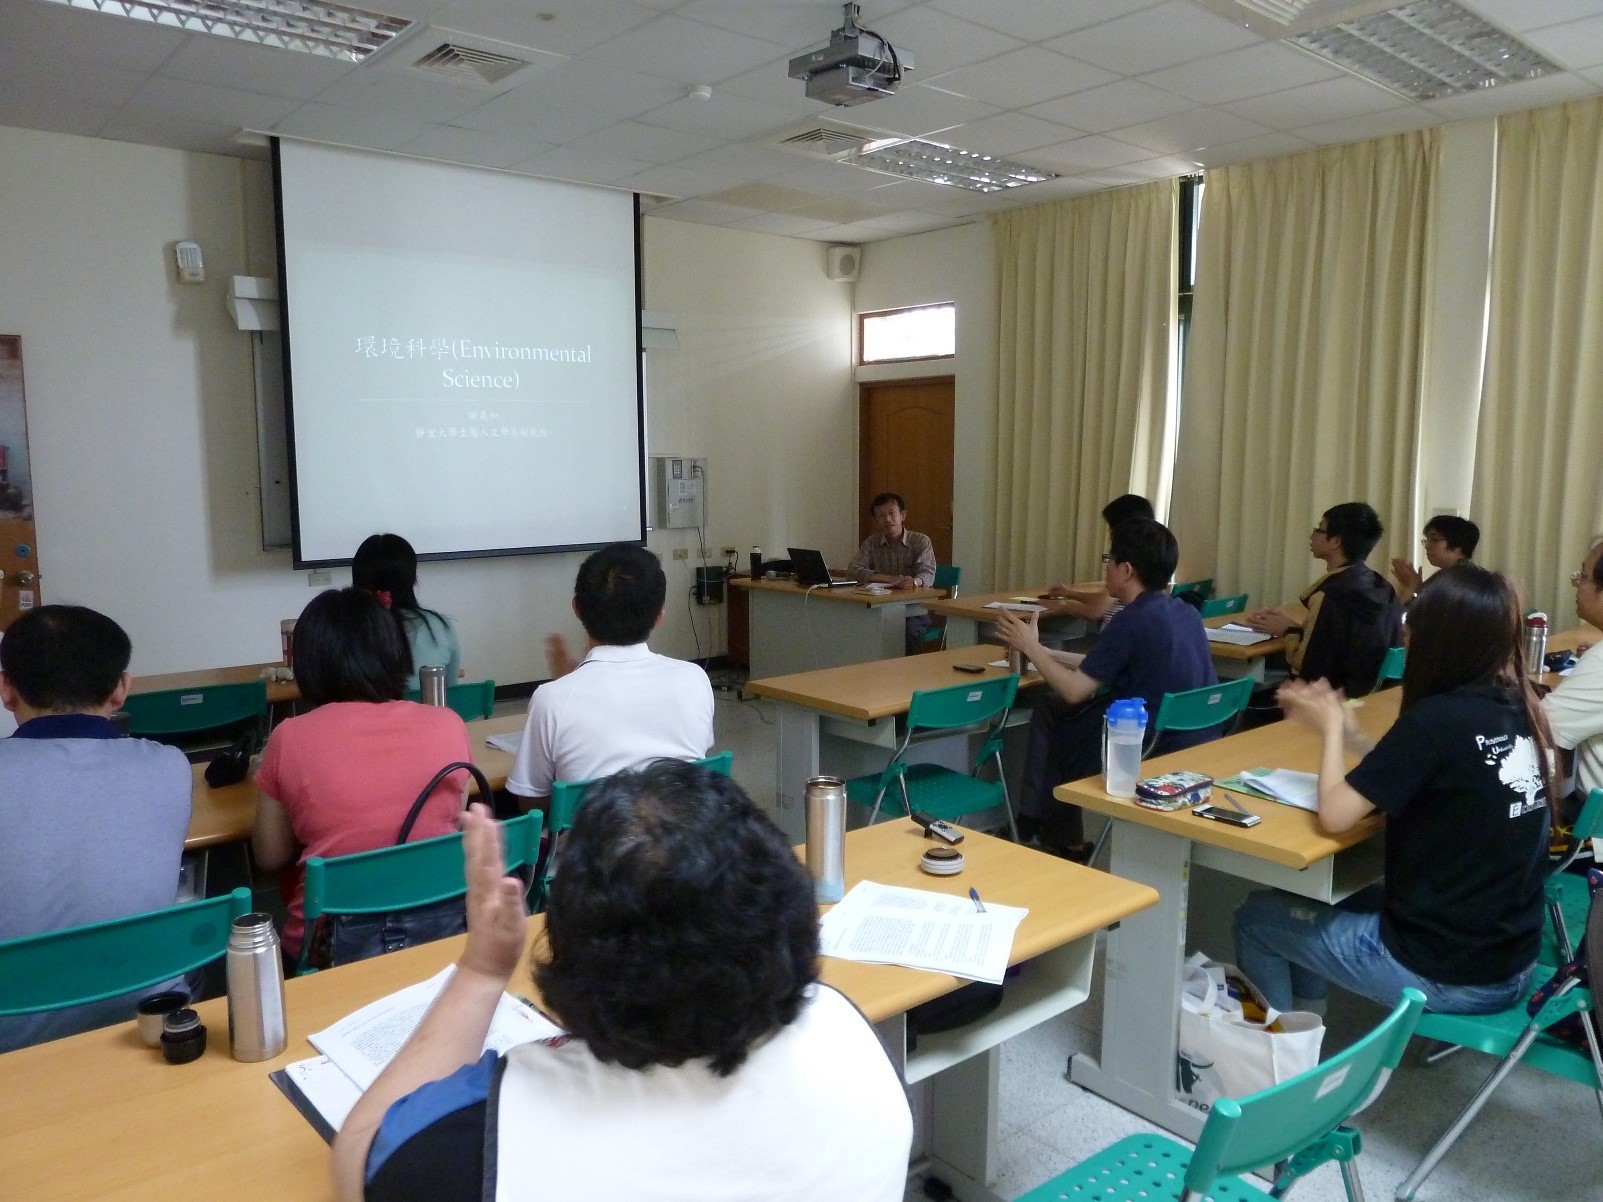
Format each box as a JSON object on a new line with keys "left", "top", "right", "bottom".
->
{"left": 1103, "top": 698, "right": 1147, "bottom": 799}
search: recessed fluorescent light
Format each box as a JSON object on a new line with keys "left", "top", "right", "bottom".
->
{"left": 1290, "top": 0, "right": 1558, "bottom": 102}
{"left": 852, "top": 138, "right": 1058, "bottom": 193}
{"left": 37, "top": 0, "right": 412, "bottom": 62}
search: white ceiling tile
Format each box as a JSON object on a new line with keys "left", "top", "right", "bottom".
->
{"left": 722, "top": 210, "right": 841, "bottom": 237}
{"left": 579, "top": 119, "right": 723, "bottom": 163}
{"left": 921, "top": 47, "right": 1118, "bottom": 109}
{"left": 674, "top": 0, "right": 910, "bottom": 51}
{"left": 651, "top": 197, "right": 760, "bottom": 224}
{"left": 514, "top": 145, "right": 653, "bottom": 183}
{"left": 397, "top": 125, "right": 554, "bottom": 167}
{"left": 586, "top": 15, "right": 790, "bottom": 85}
{"left": 1504, "top": 17, "right": 1603, "bottom": 69}
{"left": 637, "top": 90, "right": 800, "bottom": 140}
{"left": 1293, "top": 106, "right": 1439, "bottom": 147}
{"left": 1109, "top": 107, "right": 1272, "bottom": 154}
{"left": 0, "top": 2, "right": 185, "bottom": 72}
{"left": 1026, "top": 134, "right": 1156, "bottom": 171}
{"left": 935, "top": 112, "right": 1084, "bottom": 155}
{"left": 853, "top": 209, "right": 962, "bottom": 234}
{"left": 97, "top": 110, "right": 250, "bottom": 156}
{"left": 857, "top": 176, "right": 975, "bottom": 208}
{"left": 450, "top": 63, "right": 682, "bottom": 140}
{"left": 712, "top": 55, "right": 839, "bottom": 113}
{"left": 273, "top": 103, "right": 438, "bottom": 150}
{"left": 767, "top": 163, "right": 910, "bottom": 197}
{"left": 669, "top": 143, "right": 805, "bottom": 181}
{"left": 429, "top": 0, "right": 659, "bottom": 57}
{"left": 1002, "top": 176, "right": 1104, "bottom": 201}
{"left": 1223, "top": 76, "right": 1407, "bottom": 131}
{"left": 1025, "top": 79, "right": 1193, "bottom": 135}
{"left": 864, "top": 7, "right": 1024, "bottom": 77}
{"left": 125, "top": 77, "right": 303, "bottom": 130}
{"left": 0, "top": 95, "right": 117, "bottom": 140}
{"left": 0, "top": 54, "right": 147, "bottom": 110}
{"left": 1194, "top": 131, "right": 1314, "bottom": 167}
{"left": 158, "top": 38, "right": 356, "bottom": 99}
{"left": 1045, "top": 1, "right": 1261, "bottom": 76}
{"left": 312, "top": 67, "right": 519, "bottom": 125}
{"left": 928, "top": 0, "right": 1160, "bottom": 43}
{"left": 1141, "top": 42, "right": 1341, "bottom": 106}
{"left": 1460, "top": 1, "right": 1603, "bottom": 33}
{"left": 1423, "top": 71, "right": 1601, "bottom": 119}
{"left": 837, "top": 83, "right": 998, "bottom": 139}
{"left": 614, "top": 163, "right": 746, "bottom": 197}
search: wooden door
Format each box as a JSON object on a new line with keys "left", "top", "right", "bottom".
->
{"left": 0, "top": 338, "right": 38, "bottom": 628}
{"left": 859, "top": 377, "right": 955, "bottom": 565}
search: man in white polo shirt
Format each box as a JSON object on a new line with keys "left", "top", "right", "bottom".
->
{"left": 506, "top": 543, "right": 714, "bottom": 806}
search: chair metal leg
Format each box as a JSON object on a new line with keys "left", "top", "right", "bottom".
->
{"left": 1087, "top": 821, "right": 1112, "bottom": 868}
{"left": 1395, "top": 1022, "right": 1551, "bottom": 1200}
{"left": 992, "top": 752, "right": 1019, "bottom": 842}
{"left": 1549, "top": 893, "right": 1574, "bottom": 965}
{"left": 1574, "top": 996, "right": 1603, "bottom": 1126}
{"left": 868, "top": 784, "right": 889, "bottom": 825}
{"left": 1423, "top": 1043, "right": 1463, "bottom": 1066}
{"left": 1339, "top": 1158, "right": 1367, "bottom": 1202}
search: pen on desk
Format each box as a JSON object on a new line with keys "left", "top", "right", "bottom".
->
{"left": 969, "top": 887, "right": 986, "bottom": 913}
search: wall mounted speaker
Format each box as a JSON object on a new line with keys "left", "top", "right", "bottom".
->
{"left": 825, "top": 243, "right": 861, "bottom": 283}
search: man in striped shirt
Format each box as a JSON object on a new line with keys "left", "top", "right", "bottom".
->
{"left": 848, "top": 492, "right": 937, "bottom": 652}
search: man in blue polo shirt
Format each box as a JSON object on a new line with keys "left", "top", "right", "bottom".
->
{"left": 995, "top": 518, "right": 1218, "bottom": 858}
{"left": 0, "top": 605, "right": 191, "bottom": 1051}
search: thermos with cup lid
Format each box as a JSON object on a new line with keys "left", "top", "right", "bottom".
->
{"left": 1524, "top": 612, "right": 1548, "bottom": 678}
{"left": 804, "top": 776, "right": 847, "bottom": 903}
{"left": 420, "top": 663, "right": 448, "bottom": 707}
{"left": 227, "top": 912, "right": 288, "bottom": 1062}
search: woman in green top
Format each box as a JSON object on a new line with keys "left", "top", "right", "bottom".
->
{"left": 351, "top": 533, "right": 461, "bottom": 691}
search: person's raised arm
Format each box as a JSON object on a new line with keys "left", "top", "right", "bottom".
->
{"left": 1390, "top": 557, "right": 1422, "bottom": 603}
{"left": 993, "top": 609, "right": 1099, "bottom": 705}
{"left": 330, "top": 804, "right": 527, "bottom": 1202}
{"left": 1276, "top": 679, "right": 1375, "bottom": 833}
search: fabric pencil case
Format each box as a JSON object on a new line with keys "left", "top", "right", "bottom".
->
{"left": 1134, "top": 771, "right": 1213, "bottom": 811}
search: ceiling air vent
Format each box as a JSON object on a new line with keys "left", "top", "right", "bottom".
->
{"left": 778, "top": 126, "right": 880, "bottom": 160}
{"left": 412, "top": 42, "right": 530, "bottom": 86}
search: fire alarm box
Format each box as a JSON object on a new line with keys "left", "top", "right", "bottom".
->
{"left": 649, "top": 456, "right": 705, "bottom": 530}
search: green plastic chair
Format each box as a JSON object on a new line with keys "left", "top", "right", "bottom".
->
{"left": 298, "top": 811, "right": 544, "bottom": 975}
{"left": 1396, "top": 885, "right": 1603, "bottom": 1200}
{"left": 844, "top": 674, "right": 1020, "bottom": 840}
{"left": 1544, "top": 790, "right": 1603, "bottom": 967}
{"left": 1199, "top": 592, "right": 1249, "bottom": 619}
{"left": 0, "top": 888, "right": 252, "bottom": 1017}
{"left": 1377, "top": 644, "right": 1406, "bottom": 684}
{"left": 402, "top": 679, "right": 496, "bottom": 721}
{"left": 918, "top": 565, "right": 964, "bottom": 650}
{"left": 540, "top": 752, "right": 735, "bottom": 906}
{"left": 1171, "top": 578, "right": 1214, "bottom": 602}
{"left": 1017, "top": 989, "right": 1425, "bottom": 1202}
{"left": 121, "top": 680, "right": 268, "bottom": 746}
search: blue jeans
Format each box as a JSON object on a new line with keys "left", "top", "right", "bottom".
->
{"left": 1233, "top": 885, "right": 1533, "bottom": 1014}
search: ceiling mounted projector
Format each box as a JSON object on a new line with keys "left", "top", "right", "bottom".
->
{"left": 788, "top": 3, "right": 912, "bottom": 107}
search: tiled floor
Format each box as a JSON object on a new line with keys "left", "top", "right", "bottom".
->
{"left": 706, "top": 689, "right": 1603, "bottom": 1202}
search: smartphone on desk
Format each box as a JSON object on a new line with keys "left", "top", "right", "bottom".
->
{"left": 1193, "top": 804, "right": 1262, "bottom": 828}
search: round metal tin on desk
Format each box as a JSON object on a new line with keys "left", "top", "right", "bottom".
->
{"left": 919, "top": 846, "right": 965, "bottom": 875}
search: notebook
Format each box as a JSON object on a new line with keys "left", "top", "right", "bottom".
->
{"left": 787, "top": 547, "right": 856, "bottom": 587}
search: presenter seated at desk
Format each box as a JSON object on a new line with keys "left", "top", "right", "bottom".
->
{"left": 331, "top": 763, "right": 913, "bottom": 1202}
{"left": 0, "top": 606, "right": 191, "bottom": 1051}
{"left": 1041, "top": 493, "right": 1156, "bottom": 629}
{"left": 353, "top": 532, "right": 462, "bottom": 692}
{"left": 1543, "top": 537, "right": 1603, "bottom": 822}
{"left": 252, "top": 589, "right": 473, "bottom": 967}
{"left": 1234, "top": 565, "right": 1554, "bottom": 1015}
{"left": 848, "top": 491, "right": 937, "bottom": 653}
{"left": 995, "top": 518, "right": 1218, "bottom": 860}
{"left": 1390, "top": 514, "right": 1478, "bottom": 606}
{"left": 505, "top": 543, "right": 713, "bottom": 808}
{"left": 1243, "top": 501, "right": 1402, "bottom": 698}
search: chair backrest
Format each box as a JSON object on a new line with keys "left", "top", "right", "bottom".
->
{"left": 549, "top": 750, "right": 735, "bottom": 836}
{"left": 906, "top": 674, "right": 1019, "bottom": 734}
{"left": 1153, "top": 676, "right": 1254, "bottom": 737}
{"left": 0, "top": 888, "right": 252, "bottom": 1016}
{"left": 1185, "top": 988, "right": 1425, "bottom": 1191}
{"left": 1199, "top": 593, "right": 1249, "bottom": 619}
{"left": 933, "top": 564, "right": 962, "bottom": 597}
{"left": 1377, "top": 644, "right": 1406, "bottom": 684}
{"left": 1172, "top": 578, "right": 1214, "bottom": 601}
{"left": 401, "top": 679, "right": 496, "bottom": 721}
{"left": 121, "top": 680, "right": 268, "bottom": 739}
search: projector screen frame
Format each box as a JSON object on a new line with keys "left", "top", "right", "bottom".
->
{"left": 271, "top": 136, "right": 649, "bottom": 570}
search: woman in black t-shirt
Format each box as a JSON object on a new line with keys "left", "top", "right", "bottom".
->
{"left": 1234, "top": 564, "right": 1556, "bottom": 1014}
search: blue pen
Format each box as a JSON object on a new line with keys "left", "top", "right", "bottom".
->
{"left": 969, "top": 887, "right": 986, "bottom": 913}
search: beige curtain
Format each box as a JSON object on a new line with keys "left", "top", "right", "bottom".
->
{"left": 989, "top": 180, "right": 1177, "bottom": 586}
{"left": 1472, "top": 97, "right": 1603, "bottom": 621}
{"left": 1170, "top": 131, "right": 1437, "bottom": 610}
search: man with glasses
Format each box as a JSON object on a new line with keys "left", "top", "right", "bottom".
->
{"left": 1245, "top": 501, "right": 1402, "bottom": 697}
{"left": 1391, "top": 515, "right": 1480, "bottom": 604}
{"left": 1543, "top": 540, "right": 1603, "bottom": 823}
{"left": 994, "top": 518, "right": 1216, "bottom": 859}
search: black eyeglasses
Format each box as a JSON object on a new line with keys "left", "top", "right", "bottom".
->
{"left": 1100, "top": 553, "right": 1112, "bottom": 564}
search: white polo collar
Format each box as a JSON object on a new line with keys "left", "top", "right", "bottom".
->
{"left": 582, "top": 642, "right": 652, "bottom": 664}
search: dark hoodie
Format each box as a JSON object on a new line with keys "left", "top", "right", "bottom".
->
{"left": 1285, "top": 563, "right": 1403, "bottom": 697}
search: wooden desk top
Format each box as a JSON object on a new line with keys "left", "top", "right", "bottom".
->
{"left": 1549, "top": 624, "right": 1599, "bottom": 654}
{"left": 0, "top": 820, "right": 1155, "bottom": 1202}
{"left": 132, "top": 661, "right": 300, "bottom": 705}
{"left": 1202, "top": 613, "right": 1288, "bottom": 661}
{"left": 925, "top": 583, "right": 1103, "bottom": 622}
{"left": 746, "top": 645, "right": 1041, "bottom": 722}
{"left": 1055, "top": 689, "right": 1401, "bottom": 870}
{"left": 185, "top": 713, "right": 527, "bottom": 852}
{"left": 730, "top": 576, "right": 944, "bottom": 606}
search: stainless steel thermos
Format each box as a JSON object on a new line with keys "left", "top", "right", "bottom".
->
{"left": 227, "top": 912, "right": 288, "bottom": 1062}
{"left": 1524, "top": 612, "right": 1548, "bottom": 677}
{"left": 420, "top": 663, "right": 448, "bottom": 707}
{"left": 805, "top": 776, "right": 847, "bottom": 904}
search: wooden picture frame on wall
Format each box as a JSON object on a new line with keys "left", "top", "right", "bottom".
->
{"left": 0, "top": 335, "right": 41, "bottom": 623}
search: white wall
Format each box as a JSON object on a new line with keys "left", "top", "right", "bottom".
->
{"left": 0, "top": 125, "right": 852, "bottom": 678}
{"left": 852, "top": 222, "right": 997, "bottom": 591}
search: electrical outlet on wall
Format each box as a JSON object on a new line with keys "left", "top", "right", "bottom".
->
{"left": 308, "top": 569, "right": 332, "bottom": 586}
